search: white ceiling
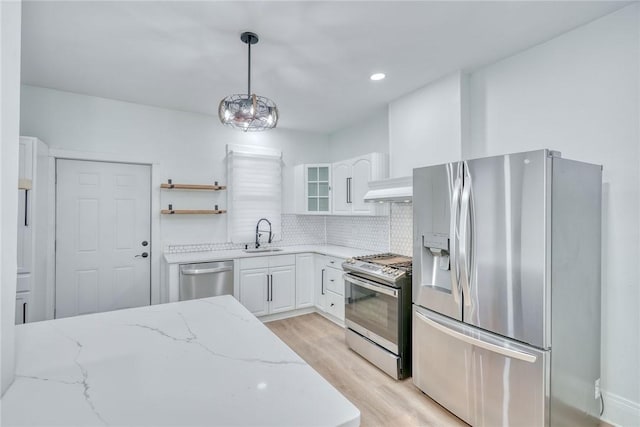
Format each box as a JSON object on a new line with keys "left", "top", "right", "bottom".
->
{"left": 21, "top": 1, "right": 629, "bottom": 133}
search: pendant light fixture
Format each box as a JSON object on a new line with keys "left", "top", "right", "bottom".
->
{"left": 218, "top": 32, "right": 278, "bottom": 132}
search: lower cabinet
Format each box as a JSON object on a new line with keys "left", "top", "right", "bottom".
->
{"left": 270, "top": 266, "right": 296, "bottom": 314}
{"left": 315, "top": 255, "right": 346, "bottom": 322}
{"left": 15, "top": 291, "right": 32, "bottom": 325}
{"left": 238, "top": 252, "right": 346, "bottom": 321}
{"left": 239, "top": 268, "right": 269, "bottom": 316}
{"left": 295, "top": 254, "right": 315, "bottom": 309}
{"left": 325, "top": 290, "right": 345, "bottom": 321}
{"left": 239, "top": 255, "right": 296, "bottom": 317}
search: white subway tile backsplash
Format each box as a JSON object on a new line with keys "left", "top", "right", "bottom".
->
{"left": 280, "top": 214, "right": 325, "bottom": 246}
{"left": 326, "top": 216, "right": 389, "bottom": 252}
{"left": 390, "top": 203, "right": 413, "bottom": 257}
{"left": 167, "top": 207, "right": 413, "bottom": 256}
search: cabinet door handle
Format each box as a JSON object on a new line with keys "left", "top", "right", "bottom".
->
{"left": 321, "top": 269, "right": 325, "bottom": 295}
{"left": 22, "top": 302, "right": 27, "bottom": 324}
{"left": 267, "top": 274, "right": 270, "bottom": 302}
{"left": 24, "top": 190, "right": 29, "bottom": 226}
{"left": 345, "top": 178, "right": 349, "bottom": 204}
{"left": 270, "top": 274, "right": 273, "bottom": 302}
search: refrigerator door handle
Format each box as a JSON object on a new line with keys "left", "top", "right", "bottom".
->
{"left": 449, "top": 172, "right": 462, "bottom": 306}
{"left": 459, "top": 165, "right": 474, "bottom": 307}
{"left": 415, "top": 310, "right": 537, "bottom": 363}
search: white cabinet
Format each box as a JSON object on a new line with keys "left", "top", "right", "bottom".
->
{"left": 239, "top": 255, "right": 295, "bottom": 317}
{"left": 295, "top": 254, "right": 315, "bottom": 309}
{"left": 16, "top": 137, "right": 49, "bottom": 323}
{"left": 315, "top": 254, "right": 346, "bottom": 322}
{"left": 295, "top": 153, "right": 387, "bottom": 216}
{"left": 270, "top": 265, "right": 296, "bottom": 313}
{"left": 18, "top": 138, "right": 33, "bottom": 181}
{"left": 239, "top": 268, "right": 269, "bottom": 316}
{"left": 16, "top": 189, "right": 32, "bottom": 275}
{"left": 15, "top": 291, "right": 32, "bottom": 325}
{"left": 331, "top": 162, "right": 351, "bottom": 214}
{"left": 294, "top": 164, "right": 331, "bottom": 214}
{"left": 331, "top": 153, "right": 388, "bottom": 216}
{"left": 325, "top": 291, "right": 345, "bottom": 321}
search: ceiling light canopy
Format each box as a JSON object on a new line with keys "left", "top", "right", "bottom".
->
{"left": 370, "top": 73, "right": 386, "bottom": 81}
{"left": 219, "top": 32, "right": 278, "bottom": 132}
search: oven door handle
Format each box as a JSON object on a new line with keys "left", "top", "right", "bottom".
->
{"left": 343, "top": 274, "right": 398, "bottom": 298}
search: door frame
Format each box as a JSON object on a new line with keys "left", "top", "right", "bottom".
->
{"left": 45, "top": 149, "right": 161, "bottom": 320}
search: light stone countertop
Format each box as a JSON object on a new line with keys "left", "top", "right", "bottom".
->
{"left": 163, "top": 244, "right": 378, "bottom": 264}
{"left": 1, "top": 295, "right": 360, "bottom": 427}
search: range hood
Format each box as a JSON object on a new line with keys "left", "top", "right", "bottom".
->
{"left": 364, "top": 176, "right": 412, "bottom": 203}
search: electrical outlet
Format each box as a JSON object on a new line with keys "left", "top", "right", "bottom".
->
{"left": 595, "top": 378, "right": 601, "bottom": 399}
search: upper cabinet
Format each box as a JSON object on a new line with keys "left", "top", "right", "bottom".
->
{"left": 332, "top": 153, "right": 388, "bottom": 216}
{"left": 295, "top": 164, "right": 331, "bottom": 214}
{"left": 295, "top": 153, "right": 387, "bottom": 216}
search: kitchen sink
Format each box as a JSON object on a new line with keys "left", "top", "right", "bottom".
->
{"left": 243, "top": 247, "right": 284, "bottom": 253}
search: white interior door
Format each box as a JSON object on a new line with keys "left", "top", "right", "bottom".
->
{"left": 55, "top": 159, "right": 151, "bottom": 318}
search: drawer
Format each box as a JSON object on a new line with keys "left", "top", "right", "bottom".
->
{"left": 16, "top": 274, "right": 31, "bottom": 292}
{"left": 269, "top": 254, "right": 296, "bottom": 267}
{"left": 325, "top": 256, "right": 345, "bottom": 269}
{"left": 325, "top": 267, "right": 343, "bottom": 295}
{"left": 240, "top": 257, "right": 269, "bottom": 270}
{"left": 325, "top": 290, "right": 345, "bottom": 321}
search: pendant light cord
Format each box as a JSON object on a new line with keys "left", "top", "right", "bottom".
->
{"left": 247, "top": 40, "right": 251, "bottom": 96}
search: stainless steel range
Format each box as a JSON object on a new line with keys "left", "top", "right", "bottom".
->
{"left": 342, "top": 253, "right": 412, "bottom": 379}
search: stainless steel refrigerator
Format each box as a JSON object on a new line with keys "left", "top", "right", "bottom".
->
{"left": 412, "top": 149, "right": 602, "bottom": 426}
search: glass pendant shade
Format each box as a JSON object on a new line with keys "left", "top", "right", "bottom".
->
{"left": 219, "top": 32, "right": 278, "bottom": 132}
{"left": 219, "top": 93, "right": 278, "bottom": 132}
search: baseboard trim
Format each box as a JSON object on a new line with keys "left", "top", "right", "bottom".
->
{"left": 259, "top": 306, "right": 316, "bottom": 323}
{"left": 601, "top": 390, "right": 640, "bottom": 426}
{"left": 260, "top": 306, "right": 346, "bottom": 328}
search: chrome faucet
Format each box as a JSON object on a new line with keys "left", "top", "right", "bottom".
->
{"left": 255, "top": 218, "right": 272, "bottom": 249}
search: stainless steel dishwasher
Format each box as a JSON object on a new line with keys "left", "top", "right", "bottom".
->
{"left": 179, "top": 260, "right": 234, "bottom": 301}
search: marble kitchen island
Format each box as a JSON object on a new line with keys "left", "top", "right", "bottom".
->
{"left": 1, "top": 296, "right": 360, "bottom": 426}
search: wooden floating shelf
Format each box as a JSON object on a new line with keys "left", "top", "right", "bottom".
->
{"left": 161, "top": 209, "right": 227, "bottom": 215}
{"left": 160, "top": 183, "right": 226, "bottom": 191}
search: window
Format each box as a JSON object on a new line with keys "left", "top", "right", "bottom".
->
{"left": 227, "top": 145, "right": 282, "bottom": 243}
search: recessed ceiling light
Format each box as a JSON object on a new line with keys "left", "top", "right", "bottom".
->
{"left": 370, "top": 73, "right": 386, "bottom": 81}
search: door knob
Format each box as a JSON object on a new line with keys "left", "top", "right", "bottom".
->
{"left": 136, "top": 252, "right": 149, "bottom": 258}
{"left": 141, "top": 241, "right": 148, "bottom": 247}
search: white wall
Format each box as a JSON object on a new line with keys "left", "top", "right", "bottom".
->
{"left": 468, "top": 4, "right": 639, "bottom": 425}
{"left": 20, "top": 85, "right": 330, "bottom": 239}
{"left": 0, "top": 0, "right": 22, "bottom": 396}
{"left": 328, "top": 107, "right": 388, "bottom": 162}
{"left": 19, "top": 85, "right": 330, "bottom": 317}
{"left": 388, "top": 71, "right": 466, "bottom": 177}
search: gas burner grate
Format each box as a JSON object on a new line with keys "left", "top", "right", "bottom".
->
{"left": 353, "top": 253, "right": 413, "bottom": 272}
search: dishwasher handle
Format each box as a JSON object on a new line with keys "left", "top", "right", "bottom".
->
{"left": 180, "top": 266, "right": 233, "bottom": 275}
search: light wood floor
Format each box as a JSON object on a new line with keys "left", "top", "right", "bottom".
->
{"left": 266, "top": 313, "right": 466, "bottom": 427}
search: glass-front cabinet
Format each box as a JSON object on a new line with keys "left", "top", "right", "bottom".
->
{"left": 307, "top": 165, "right": 330, "bottom": 212}
{"left": 295, "top": 163, "right": 331, "bottom": 214}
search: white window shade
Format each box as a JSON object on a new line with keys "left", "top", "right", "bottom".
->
{"left": 227, "top": 146, "right": 282, "bottom": 244}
